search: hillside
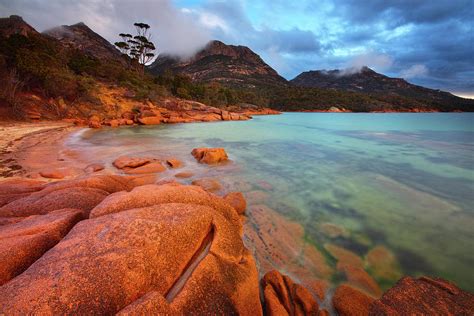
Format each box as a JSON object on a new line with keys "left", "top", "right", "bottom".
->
{"left": 43, "top": 22, "right": 125, "bottom": 64}
{"left": 0, "top": 16, "right": 277, "bottom": 123}
{"left": 0, "top": 15, "right": 472, "bottom": 114}
{"left": 148, "top": 40, "right": 287, "bottom": 89}
{"left": 290, "top": 67, "right": 473, "bottom": 111}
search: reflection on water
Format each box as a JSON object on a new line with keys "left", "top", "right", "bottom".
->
{"left": 67, "top": 113, "right": 474, "bottom": 292}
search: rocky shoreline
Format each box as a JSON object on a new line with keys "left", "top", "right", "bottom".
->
{"left": 0, "top": 124, "right": 473, "bottom": 315}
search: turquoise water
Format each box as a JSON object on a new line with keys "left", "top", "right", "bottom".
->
{"left": 70, "top": 113, "right": 474, "bottom": 292}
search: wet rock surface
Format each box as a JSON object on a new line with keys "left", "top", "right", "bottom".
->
{"left": 261, "top": 270, "right": 319, "bottom": 315}
{"left": 191, "top": 147, "right": 229, "bottom": 164}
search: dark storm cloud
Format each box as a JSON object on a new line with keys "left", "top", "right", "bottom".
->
{"left": 327, "top": 0, "right": 472, "bottom": 26}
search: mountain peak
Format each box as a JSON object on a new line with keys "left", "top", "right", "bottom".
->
{"left": 43, "top": 22, "right": 124, "bottom": 63}
{"left": 149, "top": 40, "right": 287, "bottom": 88}
{"left": 0, "top": 15, "right": 38, "bottom": 38}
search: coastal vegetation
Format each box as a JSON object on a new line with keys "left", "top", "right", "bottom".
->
{"left": 1, "top": 16, "right": 472, "bottom": 120}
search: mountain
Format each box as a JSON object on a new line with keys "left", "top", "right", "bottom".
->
{"left": 290, "top": 67, "right": 472, "bottom": 110}
{"left": 43, "top": 22, "right": 124, "bottom": 64}
{"left": 0, "top": 15, "right": 38, "bottom": 38}
{"left": 148, "top": 40, "right": 287, "bottom": 88}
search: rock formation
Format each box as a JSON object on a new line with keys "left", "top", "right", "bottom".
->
{"left": 149, "top": 40, "right": 288, "bottom": 89}
{"left": 191, "top": 147, "right": 229, "bottom": 164}
{"left": 0, "top": 174, "right": 262, "bottom": 314}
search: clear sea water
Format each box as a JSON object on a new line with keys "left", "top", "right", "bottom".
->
{"left": 69, "top": 113, "right": 474, "bottom": 292}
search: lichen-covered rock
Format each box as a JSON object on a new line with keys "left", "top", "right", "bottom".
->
{"left": 0, "top": 209, "right": 84, "bottom": 285}
{"left": 369, "top": 276, "right": 474, "bottom": 315}
{"left": 261, "top": 270, "right": 319, "bottom": 315}
{"left": 0, "top": 178, "right": 45, "bottom": 207}
{"left": 0, "top": 186, "right": 108, "bottom": 217}
{"left": 191, "top": 148, "right": 228, "bottom": 164}
{"left": 89, "top": 183, "right": 240, "bottom": 224}
{"left": 0, "top": 203, "right": 261, "bottom": 315}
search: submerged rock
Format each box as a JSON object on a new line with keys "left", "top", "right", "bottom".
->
{"left": 333, "top": 284, "right": 375, "bottom": 316}
{"left": 191, "top": 178, "right": 222, "bottom": 193}
{"left": 244, "top": 204, "right": 334, "bottom": 284}
{"left": 191, "top": 148, "right": 228, "bottom": 164}
{"left": 175, "top": 171, "right": 194, "bottom": 179}
{"left": 366, "top": 245, "right": 402, "bottom": 282}
{"left": 369, "top": 276, "right": 474, "bottom": 315}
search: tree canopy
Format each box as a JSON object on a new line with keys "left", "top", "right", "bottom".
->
{"left": 115, "top": 22, "right": 156, "bottom": 74}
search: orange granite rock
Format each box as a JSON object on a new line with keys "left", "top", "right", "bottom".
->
{"left": 0, "top": 178, "right": 45, "bottom": 207}
{"left": 0, "top": 209, "right": 84, "bottom": 285}
{"left": 369, "top": 276, "right": 474, "bottom": 315}
{"left": 39, "top": 169, "right": 68, "bottom": 179}
{"left": 0, "top": 202, "right": 261, "bottom": 315}
{"left": 261, "top": 270, "right": 319, "bottom": 315}
{"left": 366, "top": 245, "right": 402, "bottom": 282}
{"left": 333, "top": 284, "right": 375, "bottom": 316}
{"left": 85, "top": 163, "right": 105, "bottom": 173}
{"left": 89, "top": 183, "right": 240, "bottom": 223}
{"left": 244, "top": 204, "right": 333, "bottom": 282}
{"left": 113, "top": 156, "right": 151, "bottom": 169}
{"left": 224, "top": 192, "right": 247, "bottom": 215}
{"left": 166, "top": 158, "right": 183, "bottom": 169}
{"left": 122, "top": 161, "right": 166, "bottom": 174}
{"left": 138, "top": 116, "right": 162, "bottom": 125}
{"left": 191, "top": 148, "right": 228, "bottom": 164}
{"left": 175, "top": 171, "right": 194, "bottom": 178}
{"left": 191, "top": 178, "right": 222, "bottom": 193}
{"left": 0, "top": 186, "right": 108, "bottom": 217}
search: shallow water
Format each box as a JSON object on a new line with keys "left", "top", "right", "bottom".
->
{"left": 68, "top": 113, "right": 474, "bottom": 292}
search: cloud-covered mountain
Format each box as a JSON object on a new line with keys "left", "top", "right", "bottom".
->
{"left": 149, "top": 40, "right": 288, "bottom": 88}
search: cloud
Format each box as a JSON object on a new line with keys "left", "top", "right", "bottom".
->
{"left": 339, "top": 52, "right": 393, "bottom": 75}
{"left": 400, "top": 64, "right": 429, "bottom": 79}
{"left": 0, "top": 0, "right": 211, "bottom": 57}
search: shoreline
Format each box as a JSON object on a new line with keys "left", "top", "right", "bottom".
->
{"left": 0, "top": 120, "right": 472, "bottom": 314}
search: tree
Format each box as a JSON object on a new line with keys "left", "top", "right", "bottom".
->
{"left": 115, "top": 22, "right": 156, "bottom": 74}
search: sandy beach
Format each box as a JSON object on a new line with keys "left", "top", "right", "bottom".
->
{"left": 0, "top": 122, "right": 78, "bottom": 179}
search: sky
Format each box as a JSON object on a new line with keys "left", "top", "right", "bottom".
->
{"left": 1, "top": 0, "right": 473, "bottom": 98}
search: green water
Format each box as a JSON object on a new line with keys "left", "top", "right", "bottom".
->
{"left": 70, "top": 113, "right": 474, "bottom": 292}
